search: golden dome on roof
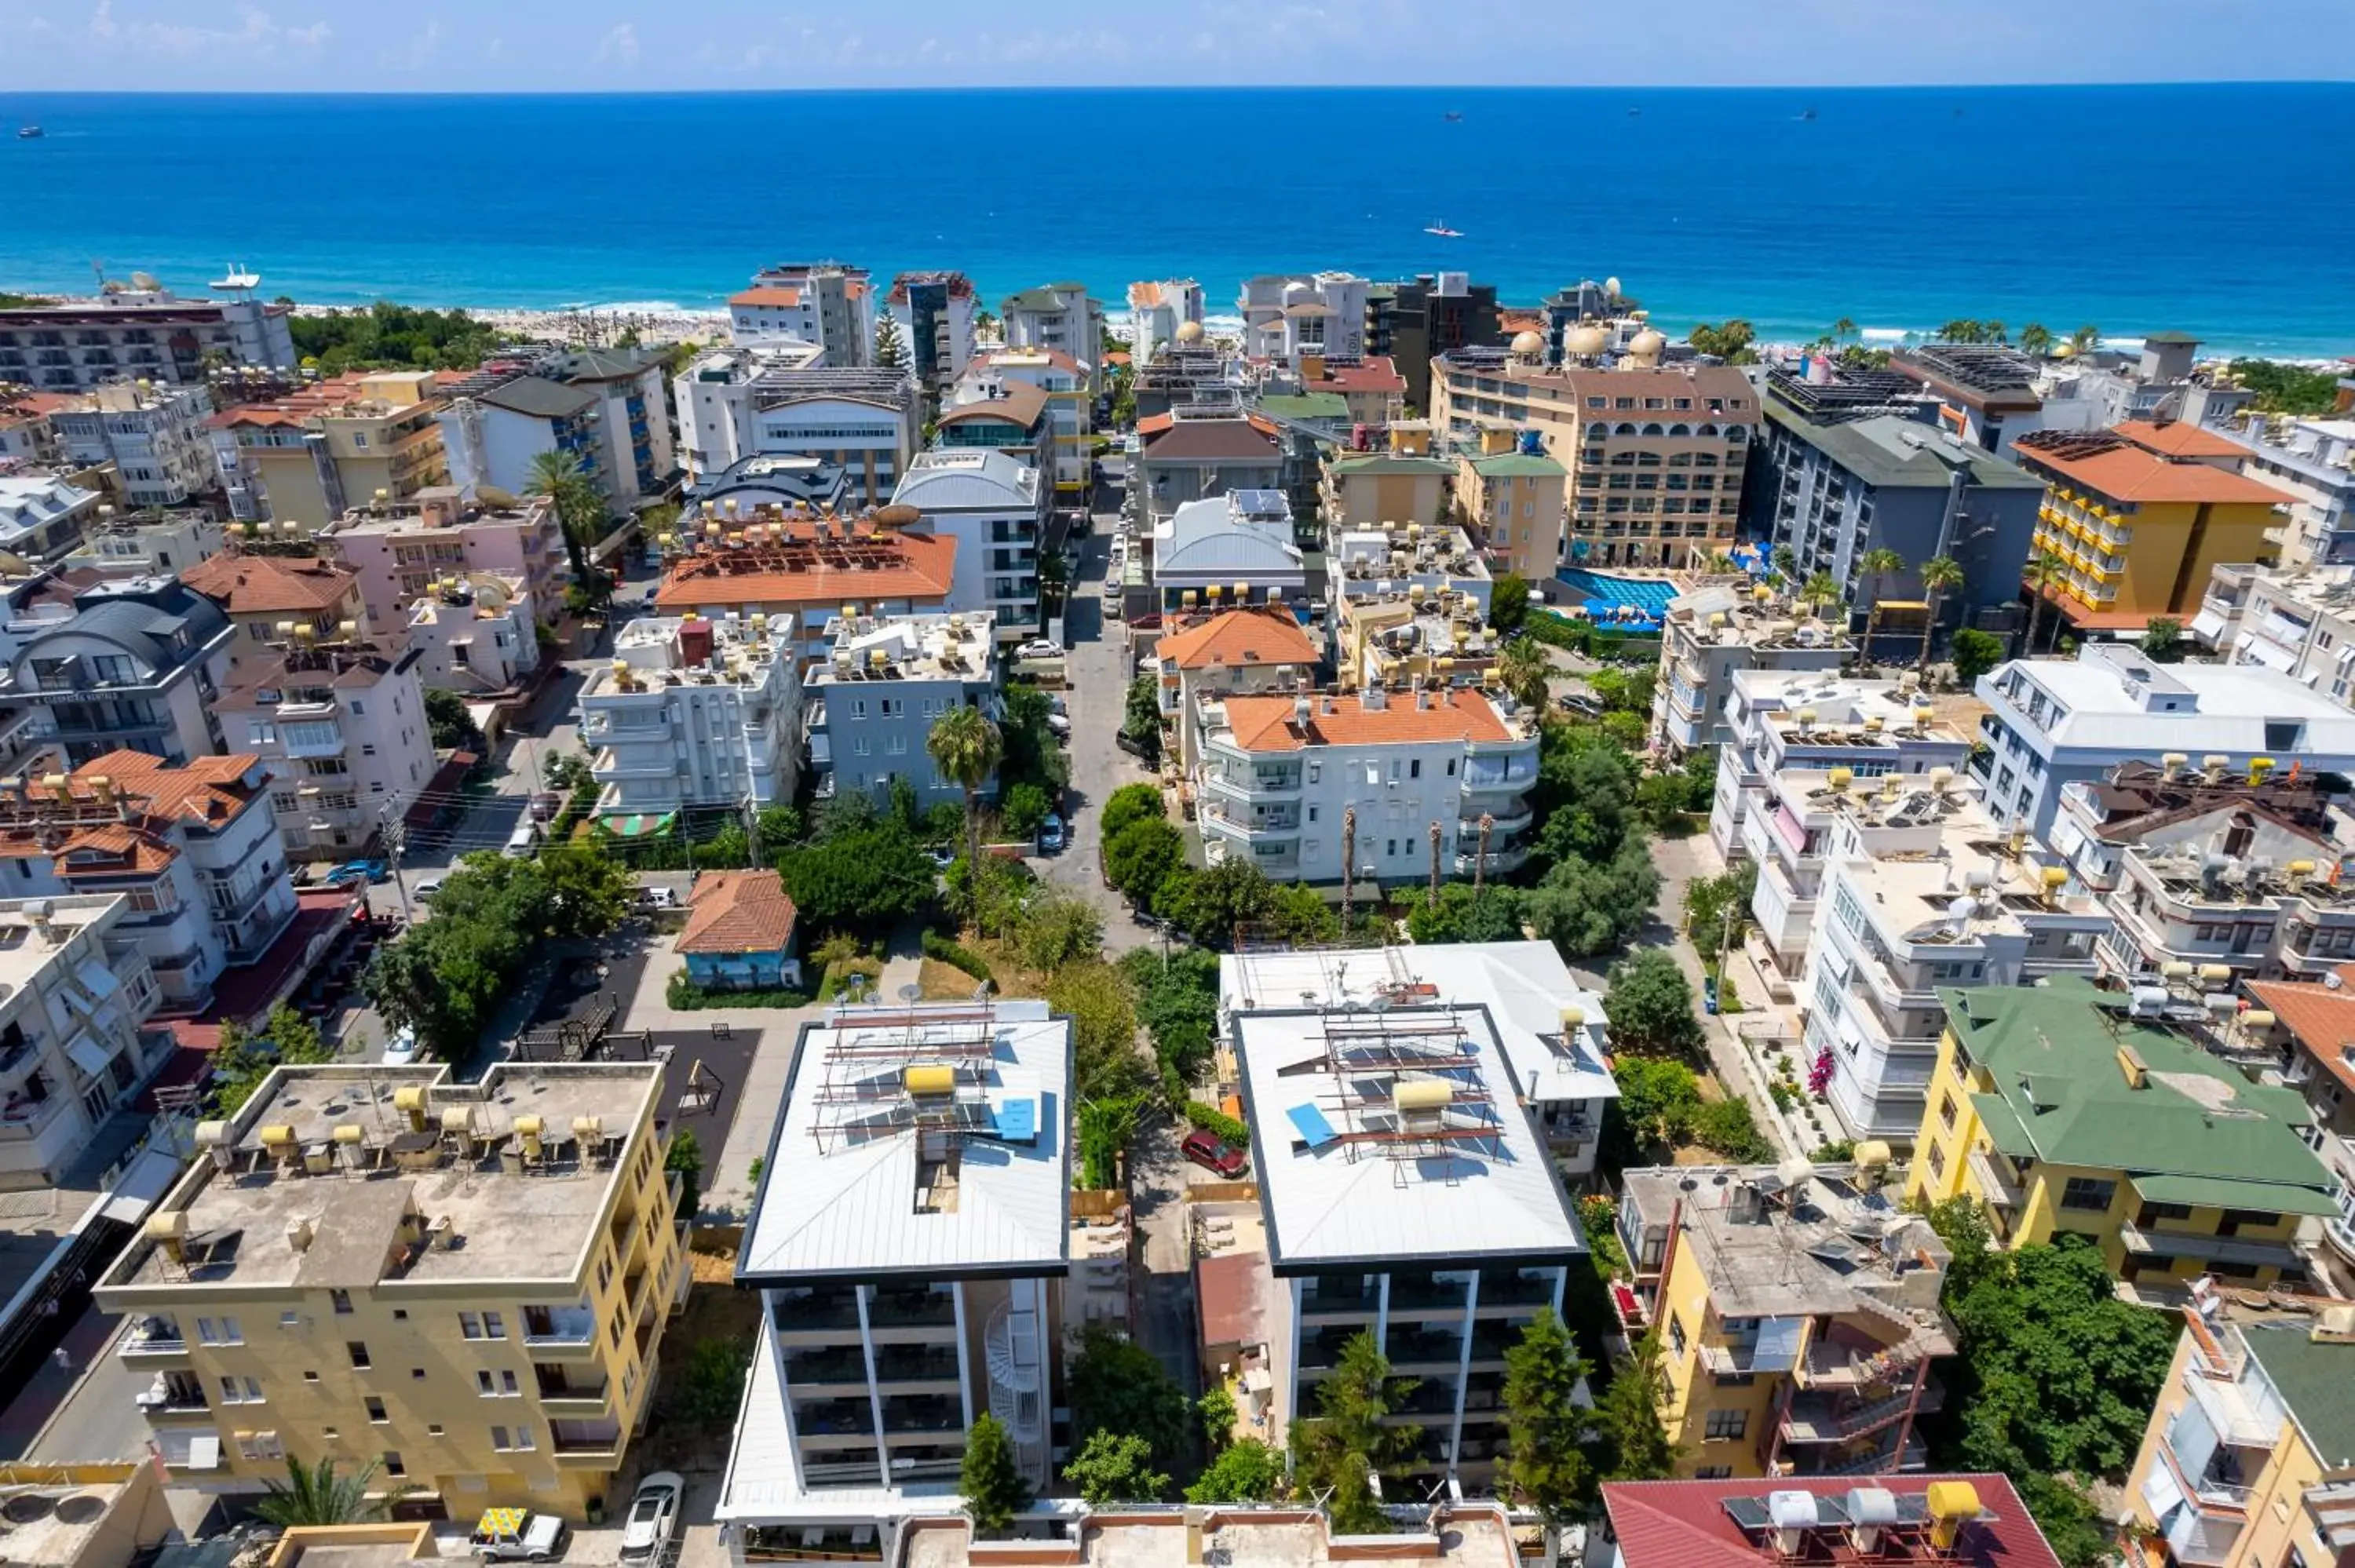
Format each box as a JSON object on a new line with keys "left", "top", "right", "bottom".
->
{"left": 1174, "top": 320, "right": 1206, "bottom": 344}
{"left": 1510, "top": 329, "right": 1545, "bottom": 356}
{"left": 1568, "top": 325, "right": 1609, "bottom": 358}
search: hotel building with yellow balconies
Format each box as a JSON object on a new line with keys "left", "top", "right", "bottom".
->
{"left": 210, "top": 371, "right": 451, "bottom": 530}
{"left": 1903, "top": 979, "right": 2339, "bottom": 1292}
{"left": 1615, "top": 1159, "right": 1955, "bottom": 1480}
{"left": 94, "top": 1061, "right": 684, "bottom": 1515}
{"left": 2014, "top": 421, "right": 2292, "bottom": 638}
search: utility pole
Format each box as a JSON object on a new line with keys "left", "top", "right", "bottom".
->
{"left": 382, "top": 808, "right": 414, "bottom": 925}
{"left": 742, "top": 791, "right": 761, "bottom": 869}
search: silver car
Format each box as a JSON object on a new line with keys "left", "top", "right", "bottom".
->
{"left": 619, "top": 1471, "right": 682, "bottom": 1561}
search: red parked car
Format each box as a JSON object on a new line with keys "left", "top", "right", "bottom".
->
{"left": 1181, "top": 1129, "right": 1249, "bottom": 1179}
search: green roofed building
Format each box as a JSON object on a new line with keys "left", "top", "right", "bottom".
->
{"left": 1905, "top": 976, "right": 2337, "bottom": 1290}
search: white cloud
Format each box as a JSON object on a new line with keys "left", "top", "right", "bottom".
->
{"left": 287, "top": 19, "right": 328, "bottom": 46}
{"left": 597, "top": 22, "right": 640, "bottom": 66}
{"left": 89, "top": 0, "right": 117, "bottom": 40}
{"left": 86, "top": 0, "right": 329, "bottom": 57}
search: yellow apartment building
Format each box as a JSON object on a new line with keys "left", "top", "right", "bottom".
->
{"left": 1615, "top": 1160, "right": 1955, "bottom": 1479}
{"left": 1453, "top": 428, "right": 1567, "bottom": 582}
{"left": 2014, "top": 421, "right": 2291, "bottom": 638}
{"left": 95, "top": 1061, "right": 684, "bottom": 1516}
{"left": 1904, "top": 979, "right": 2338, "bottom": 1290}
{"left": 214, "top": 370, "right": 450, "bottom": 529}
{"left": 2119, "top": 1298, "right": 2355, "bottom": 1568}
{"left": 1320, "top": 425, "right": 1454, "bottom": 531}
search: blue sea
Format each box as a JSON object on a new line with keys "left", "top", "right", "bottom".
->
{"left": 4, "top": 84, "right": 2353, "bottom": 356}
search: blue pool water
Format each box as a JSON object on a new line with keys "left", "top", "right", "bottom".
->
{"left": 1554, "top": 568, "right": 1682, "bottom": 626}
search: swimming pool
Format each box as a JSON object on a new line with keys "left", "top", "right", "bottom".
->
{"left": 1554, "top": 567, "right": 1681, "bottom": 622}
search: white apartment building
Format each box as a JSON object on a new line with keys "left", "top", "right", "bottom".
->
{"left": 0, "top": 894, "right": 166, "bottom": 1188}
{"left": 1127, "top": 279, "right": 1206, "bottom": 366}
{"left": 999, "top": 284, "right": 1104, "bottom": 396}
{"left": 2046, "top": 758, "right": 2355, "bottom": 985}
{"left": 214, "top": 645, "right": 437, "bottom": 860}
{"left": 1331, "top": 592, "right": 1501, "bottom": 697}
{"left": 46, "top": 382, "right": 219, "bottom": 508}
{"left": 1237, "top": 272, "right": 1369, "bottom": 363}
{"left": 675, "top": 355, "right": 918, "bottom": 509}
{"left": 1973, "top": 644, "right": 2355, "bottom": 836}
{"left": 720, "top": 998, "right": 1072, "bottom": 1558}
{"left": 1751, "top": 768, "right": 2108, "bottom": 1143}
{"left": 1707, "top": 670, "right": 1973, "bottom": 866}
{"left": 1224, "top": 955, "right": 1586, "bottom": 1486}
{"left": 542, "top": 349, "right": 677, "bottom": 510}
{"left": 2191, "top": 563, "right": 2355, "bottom": 706}
{"left": 434, "top": 375, "right": 609, "bottom": 508}
{"left": 2, "top": 576, "right": 233, "bottom": 767}
{"left": 1326, "top": 521, "right": 1494, "bottom": 623}
{"left": 0, "top": 474, "right": 104, "bottom": 564}
{"left": 1652, "top": 583, "right": 1852, "bottom": 757}
{"left": 1152, "top": 490, "right": 1305, "bottom": 617}
{"left": 578, "top": 614, "right": 801, "bottom": 820}
{"left": 2225, "top": 411, "right": 2355, "bottom": 567}
{"left": 805, "top": 611, "right": 998, "bottom": 808}
{"left": 729, "top": 263, "right": 874, "bottom": 363}
{"left": 0, "top": 283, "right": 296, "bottom": 392}
{"left": 889, "top": 450, "right": 1048, "bottom": 643}
{"left": 1193, "top": 684, "right": 1542, "bottom": 884}
{"left": 403, "top": 571, "right": 541, "bottom": 695}
{"left": 62, "top": 509, "right": 227, "bottom": 579}
{"left": 0, "top": 754, "right": 298, "bottom": 1012}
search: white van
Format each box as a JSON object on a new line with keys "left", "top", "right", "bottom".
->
{"left": 503, "top": 819, "right": 543, "bottom": 859}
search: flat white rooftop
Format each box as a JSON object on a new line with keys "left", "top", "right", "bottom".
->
{"left": 739, "top": 999, "right": 1072, "bottom": 1282}
{"left": 1225, "top": 946, "right": 1586, "bottom": 1271}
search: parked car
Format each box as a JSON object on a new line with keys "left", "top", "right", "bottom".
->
{"left": 633, "top": 884, "right": 681, "bottom": 910}
{"left": 503, "top": 820, "right": 543, "bottom": 859}
{"left": 1015, "top": 639, "right": 1066, "bottom": 662}
{"left": 1045, "top": 713, "right": 1072, "bottom": 742}
{"left": 529, "top": 792, "right": 564, "bottom": 822}
{"left": 1037, "top": 814, "right": 1065, "bottom": 854}
{"left": 619, "top": 1471, "right": 684, "bottom": 1562}
{"left": 323, "top": 859, "right": 388, "bottom": 887}
{"left": 412, "top": 877, "right": 444, "bottom": 902}
{"left": 470, "top": 1508, "right": 568, "bottom": 1563}
{"left": 382, "top": 1025, "right": 421, "bottom": 1067}
{"left": 1181, "top": 1129, "right": 1249, "bottom": 1179}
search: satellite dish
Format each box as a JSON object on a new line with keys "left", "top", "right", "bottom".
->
{"left": 897, "top": 983, "right": 922, "bottom": 1005}
{"left": 130, "top": 271, "right": 160, "bottom": 292}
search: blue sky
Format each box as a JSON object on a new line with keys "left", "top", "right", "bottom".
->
{"left": 2, "top": 0, "right": 2350, "bottom": 92}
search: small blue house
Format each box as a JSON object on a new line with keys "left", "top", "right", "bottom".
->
{"left": 677, "top": 870, "right": 801, "bottom": 990}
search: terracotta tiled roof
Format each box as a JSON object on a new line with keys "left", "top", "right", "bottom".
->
{"left": 1156, "top": 607, "right": 1315, "bottom": 671}
{"left": 1144, "top": 418, "right": 1280, "bottom": 461}
{"left": 2017, "top": 432, "right": 2290, "bottom": 506}
{"left": 937, "top": 381, "right": 1050, "bottom": 428}
{"left": 1128, "top": 281, "right": 1167, "bottom": 308}
{"left": 1600, "top": 1475, "right": 2062, "bottom": 1568}
{"left": 182, "top": 552, "right": 359, "bottom": 615}
{"left": 2116, "top": 418, "right": 2248, "bottom": 460}
{"left": 653, "top": 530, "right": 958, "bottom": 613}
{"left": 54, "top": 824, "right": 175, "bottom": 875}
{"left": 1313, "top": 356, "right": 1407, "bottom": 395}
{"left": 31, "top": 749, "right": 268, "bottom": 828}
{"left": 2246, "top": 967, "right": 2355, "bottom": 1096}
{"left": 1219, "top": 689, "right": 1510, "bottom": 752}
{"left": 677, "top": 870, "right": 798, "bottom": 955}
{"left": 731, "top": 286, "right": 803, "bottom": 308}
{"left": 1135, "top": 412, "right": 1174, "bottom": 436}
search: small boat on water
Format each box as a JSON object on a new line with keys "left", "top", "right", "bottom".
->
{"left": 1423, "top": 221, "right": 1463, "bottom": 238}
{"left": 1443, "top": 111, "right": 1462, "bottom": 122}
{"left": 17, "top": 126, "right": 43, "bottom": 140}
{"left": 1798, "top": 107, "right": 1818, "bottom": 122}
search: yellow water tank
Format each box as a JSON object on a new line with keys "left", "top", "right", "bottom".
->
{"left": 1394, "top": 1080, "right": 1455, "bottom": 1113}
{"left": 1925, "top": 1481, "right": 1980, "bottom": 1549}
{"left": 905, "top": 1064, "right": 956, "bottom": 1096}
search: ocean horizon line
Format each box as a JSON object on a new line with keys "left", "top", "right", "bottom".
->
{"left": 8, "top": 79, "right": 2355, "bottom": 99}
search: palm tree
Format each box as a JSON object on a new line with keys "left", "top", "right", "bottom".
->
{"left": 1855, "top": 547, "right": 1907, "bottom": 665}
{"left": 1771, "top": 544, "right": 1799, "bottom": 584}
{"left": 254, "top": 1457, "right": 407, "bottom": 1528}
{"left": 2068, "top": 323, "right": 2101, "bottom": 356}
{"left": 1342, "top": 806, "right": 1357, "bottom": 926}
{"left": 1473, "top": 813, "right": 1495, "bottom": 897}
{"left": 2020, "top": 548, "right": 2067, "bottom": 655}
{"left": 2019, "top": 323, "right": 2053, "bottom": 358}
{"left": 926, "top": 704, "right": 1003, "bottom": 871}
{"left": 1917, "top": 556, "right": 1965, "bottom": 673}
{"left": 1498, "top": 638, "right": 1551, "bottom": 712}
{"left": 1801, "top": 570, "right": 1842, "bottom": 618}
{"left": 526, "top": 449, "right": 604, "bottom": 585}
{"left": 1428, "top": 822, "right": 1442, "bottom": 910}
{"left": 1831, "top": 316, "right": 1858, "bottom": 344}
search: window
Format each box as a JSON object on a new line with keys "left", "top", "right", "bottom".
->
{"left": 383, "top": 1451, "right": 406, "bottom": 1478}
{"left": 1927, "top": 1143, "right": 1946, "bottom": 1179}
{"left": 197, "top": 1316, "right": 243, "bottom": 1346}
{"left": 1667, "top": 1314, "right": 1687, "bottom": 1355}
{"left": 330, "top": 1289, "right": 352, "bottom": 1315}
{"left": 1695, "top": 1465, "right": 1734, "bottom": 1480}
{"left": 1704, "top": 1409, "right": 1748, "bottom": 1440}
{"left": 220, "top": 1376, "right": 264, "bottom": 1403}
{"left": 1941, "top": 1095, "right": 1959, "bottom": 1131}
{"left": 491, "top": 1424, "right": 535, "bottom": 1453}
{"left": 348, "top": 1341, "right": 371, "bottom": 1369}
{"left": 364, "top": 1396, "right": 388, "bottom": 1423}
{"left": 476, "top": 1369, "right": 520, "bottom": 1397}
{"left": 412, "top": 1368, "right": 427, "bottom": 1380}
{"left": 2059, "top": 1176, "right": 2116, "bottom": 1212}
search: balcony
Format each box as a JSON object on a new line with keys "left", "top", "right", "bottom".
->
{"left": 551, "top": 1420, "right": 625, "bottom": 1468}
{"left": 879, "top": 1396, "right": 961, "bottom": 1435}
{"left": 874, "top": 1347, "right": 962, "bottom": 1388}
{"left": 521, "top": 1305, "right": 597, "bottom": 1356}
{"left": 1965, "top": 1146, "right": 2027, "bottom": 1211}
{"left": 1383, "top": 1326, "right": 1465, "bottom": 1369}
{"left": 865, "top": 1289, "right": 956, "bottom": 1331}
{"left": 1299, "top": 1284, "right": 1379, "bottom": 1320}
{"left": 119, "top": 1317, "right": 189, "bottom": 1364}
{"left": 2120, "top": 1220, "right": 2304, "bottom": 1271}
{"left": 133, "top": 1375, "right": 213, "bottom": 1417}
{"left": 1386, "top": 1275, "right": 1470, "bottom": 1315}
{"left": 533, "top": 1367, "right": 610, "bottom": 1414}
{"left": 1203, "top": 767, "right": 1302, "bottom": 800}
{"left": 794, "top": 1401, "right": 877, "bottom": 1442}
{"left": 1780, "top": 1388, "right": 1918, "bottom": 1443}
{"left": 1475, "top": 1271, "right": 1557, "bottom": 1310}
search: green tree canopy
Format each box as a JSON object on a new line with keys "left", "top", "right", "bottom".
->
{"left": 1185, "top": 1437, "right": 1287, "bottom": 1504}
{"left": 254, "top": 1457, "right": 407, "bottom": 1527}
{"left": 959, "top": 1413, "right": 1031, "bottom": 1535}
{"left": 2140, "top": 615, "right": 2186, "bottom": 664}
{"left": 1292, "top": 1330, "right": 1418, "bottom": 1535}
{"left": 1605, "top": 948, "right": 1704, "bottom": 1055}
{"left": 424, "top": 687, "right": 484, "bottom": 752}
{"left": 1601, "top": 1056, "right": 1703, "bottom": 1169}
{"left": 928, "top": 704, "right": 1005, "bottom": 869}
{"left": 776, "top": 822, "right": 935, "bottom": 934}
{"left": 2230, "top": 358, "right": 2339, "bottom": 415}
{"left": 1594, "top": 1330, "right": 1686, "bottom": 1480}
{"left": 1489, "top": 573, "right": 1531, "bottom": 635}
{"left": 1105, "top": 817, "right": 1186, "bottom": 903}
{"left": 1067, "top": 1326, "right": 1192, "bottom": 1475}
{"left": 1154, "top": 859, "right": 1277, "bottom": 947}
{"left": 1522, "top": 840, "right": 1660, "bottom": 959}
{"left": 1101, "top": 781, "right": 1167, "bottom": 841}
{"left": 1062, "top": 1430, "right": 1171, "bottom": 1506}
{"left": 1950, "top": 627, "right": 2006, "bottom": 684}
{"left": 1501, "top": 1308, "right": 1594, "bottom": 1525}
{"left": 1122, "top": 675, "right": 1165, "bottom": 766}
